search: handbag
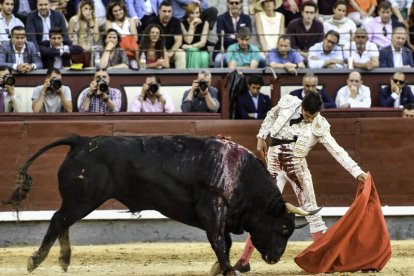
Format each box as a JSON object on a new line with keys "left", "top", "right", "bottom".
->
{"left": 120, "top": 35, "right": 138, "bottom": 59}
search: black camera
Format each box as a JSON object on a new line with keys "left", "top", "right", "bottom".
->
{"left": 198, "top": 79, "right": 208, "bottom": 91}
{"left": 49, "top": 78, "right": 62, "bottom": 90}
{"left": 96, "top": 78, "right": 109, "bottom": 93}
{"left": 148, "top": 83, "right": 159, "bottom": 94}
{"left": 2, "top": 74, "right": 15, "bottom": 87}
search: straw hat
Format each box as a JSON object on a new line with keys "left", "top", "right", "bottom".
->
{"left": 254, "top": 0, "right": 282, "bottom": 12}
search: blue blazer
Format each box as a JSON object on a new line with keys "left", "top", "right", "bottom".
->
{"left": 237, "top": 92, "right": 271, "bottom": 119}
{"left": 214, "top": 11, "right": 251, "bottom": 58}
{"left": 125, "top": 0, "right": 162, "bottom": 19}
{"left": 379, "top": 85, "right": 414, "bottom": 107}
{"left": 0, "top": 41, "right": 43, "bottom": 69}
{"left": 39, "top": 40, "right": 84, "bottom": 69}
{"left": 26, "top": 10, "right": 69, "bottom": 49}
{"left": 379, "top": 46, "right": 414, "bottom": 68}
{"left": 290, "top": 89, "right": 337, "bottom": 109}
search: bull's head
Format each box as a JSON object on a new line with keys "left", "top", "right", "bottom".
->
{"left": 249, "top": 203, "right": 321, "bottom": 264}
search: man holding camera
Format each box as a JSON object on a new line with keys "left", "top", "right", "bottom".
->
{"left": 0, "top": 65, "right": 22, "bottom": 112}
{"left": 32, "top": 68, "right": 72, "bottom": 113}
{"left": 130, "top": 75, "right": 174, "bottom": 113}
{"left": 78, "top": 69, "right": 122, "bottom": 112}
{"left": 181, "top": 69, "right": 220, "bottom": 112}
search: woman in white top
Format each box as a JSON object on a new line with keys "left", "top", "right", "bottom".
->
{"left": 254, "top": 0, "right": 285, "bottom": 52}
{"left": 68, "top": 0, "right": 100, "bottom": 67}
{"left": 323, "top": 0, "right": 357, "bottom": 47}
{"left": 105, "top": 1, "right": 139, "bottom": 68}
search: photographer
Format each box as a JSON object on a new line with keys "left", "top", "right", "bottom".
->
{"left": 181, "top": 70, "right": 220, "bottom": 112}
{"left": 78, "top": 69, "right": 122, "bottom": 112}
{"left": 130, "top": 76, "right": 174, "bottom": 113}
{"left": 32, "top": 68, "right": 72, "bottom": 113}
{"left": 0, "top": 65, "right": 22, "bottom": 112}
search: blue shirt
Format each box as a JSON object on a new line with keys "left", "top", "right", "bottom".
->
{"left": 267, "top": 48, "right": 303, "bottom": 65}
{"left": 227, "top": 43, "right": 261, "bottom": 67}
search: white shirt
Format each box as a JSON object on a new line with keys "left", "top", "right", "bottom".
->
{"left": 0, "top": 13, "right": 24, "bottom": 41}
{"left": 307, "top": 42, "right": 345, "bottom": 69}
{"left": 335, "top": 84, "right": 371, "bottom": 108}
{"left": 344, "top": 41, "right": 379, "bottom": 63}
{"left": 38, "top": 11, "right": 51, "bottom": 42}
{"left": 323, "top": 17, "right": 357, "bottom": 46}
{"left": 389, "top": 0, "right": 412, "bottom": 8}
{"left": 392, "top": 45, "right": 404, "bottom": 68}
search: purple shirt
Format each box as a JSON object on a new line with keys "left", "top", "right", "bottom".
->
{"left": 363, "top": 16, "right": 392, "bottom": 49}
{"left": 267, "top": 48, "right": 304, "bottom": 64}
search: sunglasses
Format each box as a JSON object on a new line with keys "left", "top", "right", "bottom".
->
{"left": 392, "top": 78, "right": 405, "bottom": 84}
{"left": 229, "top": 1, "right": 240, "bottom": 5}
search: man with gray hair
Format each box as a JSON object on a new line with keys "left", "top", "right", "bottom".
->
{"left": 227, "top": 27, "right": 262, "bottom": 69}
{"left": 181, "top": 69, "right": 220, "bottom": 112}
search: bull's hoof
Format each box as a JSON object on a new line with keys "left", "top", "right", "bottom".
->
{"left": 208, "top": 261, "right": 222, "bottom": 276}
{"left": 59, "top": 257, "right": 70, "bottom": 272}
{"left": 234, "top": 259, "right": 250, "bottom": 273}
{"left": 27, "top": 256, "right": 38, "bottom": 273}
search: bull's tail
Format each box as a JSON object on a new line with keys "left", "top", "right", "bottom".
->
{"left": 3, "top": 136, "right": 84, "bottom": 210}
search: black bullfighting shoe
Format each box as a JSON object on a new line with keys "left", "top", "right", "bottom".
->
{"left": 234, "top": 259, "right": 251, "bottom": 273}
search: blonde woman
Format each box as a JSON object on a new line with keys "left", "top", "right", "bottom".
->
{"left": 180, "top": 2, "right": 209, "bottom": 68}
{"left": 68, "top": 0, "right": 100, "bottom": 67}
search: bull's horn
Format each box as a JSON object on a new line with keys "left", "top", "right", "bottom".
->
{"left": 295, "top": 222, "right": 309, "bottom": 229}
{"left": 285, "top": 203, "right": 323, "bottom": 216}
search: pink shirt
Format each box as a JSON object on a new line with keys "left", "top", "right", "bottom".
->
{"left": 130, "top": 91, "right": 174, "bottom": 113}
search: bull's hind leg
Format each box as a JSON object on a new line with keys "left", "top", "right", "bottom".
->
{"left": 58, "top": 230, "right": 71, "bottom": 271}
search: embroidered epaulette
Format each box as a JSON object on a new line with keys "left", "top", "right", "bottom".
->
{"left": 311, "top": 115, "right": 330, "bottom": 137}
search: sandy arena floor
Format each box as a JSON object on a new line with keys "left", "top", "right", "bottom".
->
{"left": 0, "top": 241, "right": 412, "bottom": 275}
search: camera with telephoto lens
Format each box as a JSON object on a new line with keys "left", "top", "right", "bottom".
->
{"left": 148, "top": 83, "right": 159, "bottom": 94}
{"left": 2, "top": 74, "right": 15, "bottom": 87}
{"left": 96, "top": 77, "right": 109, "bottom": 93}
{"left": 49, "top": 78, "right": 62, "bottom": 90}
{"left": 194, "top": 79, "right": 208, "bottom": 97}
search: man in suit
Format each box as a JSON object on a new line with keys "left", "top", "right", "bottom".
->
{"left": 379, "top": 71, "right": 414, "bottom": 108}
{"left": 39, "top": 27, "right": 83, "bottom": 69}
{"left": 214, "top": 0, "right": 252, "bottom": 67}
{"left": 290, "top": 73, "right": 336, "bottom": 109}
{"left": 379, "top": 26, "right": 414, "bottom": 68}
{"left": 0, "top": 26, "right": 43, "bottom": 73}
{"left": 237, "top": 75, "right": 271, "bottom": 119}
{"left": 25, "top": 0, "right": 68, "bottom": 49}
{"left": 12, "top": 0, "right": 36, "bottom": 25}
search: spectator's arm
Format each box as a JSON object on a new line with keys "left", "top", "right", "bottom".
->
{"left": 181, "top": 90, "right": 192, "bottom": 112}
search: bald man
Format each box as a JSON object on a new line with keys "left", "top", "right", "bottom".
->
{"left": 335, "top": 71, "right": 371, "bottom": 108}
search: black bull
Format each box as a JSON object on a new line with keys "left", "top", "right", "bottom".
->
{"left": 4, "top": 135, "right": 318, "bottom": 275}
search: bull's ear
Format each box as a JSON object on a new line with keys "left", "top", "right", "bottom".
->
{"left": 285, "top": 203, "right": 323, "bottom": 216}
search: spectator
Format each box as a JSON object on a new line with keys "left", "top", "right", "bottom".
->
{"left": 254, "top": 0, "right": 285, "bottom": 52}
{"left": 402, "top": 103, "right": 414, "bottom": 117}
{"left": 78, "top": 69, "right": 122, "bottom": 112}
{"left": 105, "top": 1, "right": 139, "bottom": 68}
{"left": 286, "top": 1, "right": 324, "bottom": 59}
{"left": 32, "top": 68, "right": 72, "bottom": 112}
{"left": 308, "top": 30, "right": 346, "bottom": 69}
{"left": 389, "top": 0, "right": 411, "bottom": 24}
{"left": 363, "top": 1, "right": 392, "bottom": 49}
{"left": 0, "top": 0, "right": 24, "bottom": 42}
{"left": 237, "top": 75, "right": 271, "bottom": 119}
{"left": 68, "top": 0, "right": 100, "bottom": 67}
{"left": 99, "top": 28, "right": 129, "bottom": 69}
{"left": 315, "top": 0, "right": 336, "bottom": 22}
{"left": 0, "top": 26, "right": 43, "bottom": 73}
{"left": 0, "top": 65, "right": 22, "bottom": 112}
{"left": 290, "top": 73, "right": 336, "bottom": 109}
{"left": 181, "top": 69, "right": 220, "bottom": 113}
{"left": 12, "top": 0, "right": 36, "bottom": 25}
{"left": 379, "top": 26, "right": 414, "bottom": 68}
{"left": 180, "top": 2, "right": 209, "bottom": 68}
{"left": 227, "top": 27, "right": 262, "bottom": 69}
{"left": 335, "top": 71, "right": 371, "bottom": 108}
{"left": 379, "top": 72, "right": 414, "bottom": 108}
{"left": 26, "top": 0, "right": 68, "bottom": 49}
{"left": 276, "top": 0, "right": 304, "bottom": 26}
{"left": 347, "top": 0, "right": 376, "bottom": 26}
{"left": 130, "top": 75, "right": 174, "bottom": 113}
{"left": 147, "top": 1, "right": 186, "bottom": 69}
{"left": 267, "top": 34, "right": 305, "bottom": 74}
{"left": 323, "top": 0, "right": 357, "bottom": 46}
{"left": 170, "top": 0, "right": 218, "bottom": 31}
{"left": 125, "top": 0, "right": 162, "bottom": 33}
{"left": 39, "top": 27, "right": 84, "bottom": 69}
{"left": 406, "top": 3, "right": 414, "bottom": 54}
{"left": 213, "top": 0, "right": 252, "bottom": 67}
{"left": 66, "top": 0, "right": 109, "bottom": 28}
{"left": 344, "top": 27, "right": 379, "bottom": 70}
{"left": 139, "top": 24, "right": 170, "bottom": 69}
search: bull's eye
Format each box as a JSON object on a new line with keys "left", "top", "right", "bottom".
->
{"left": 282, "top": 224, "right": 289, "bottom": 235}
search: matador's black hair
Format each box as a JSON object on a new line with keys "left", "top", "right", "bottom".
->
{"left": 302, "top": 91, "right": 323, "bottom": 114}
